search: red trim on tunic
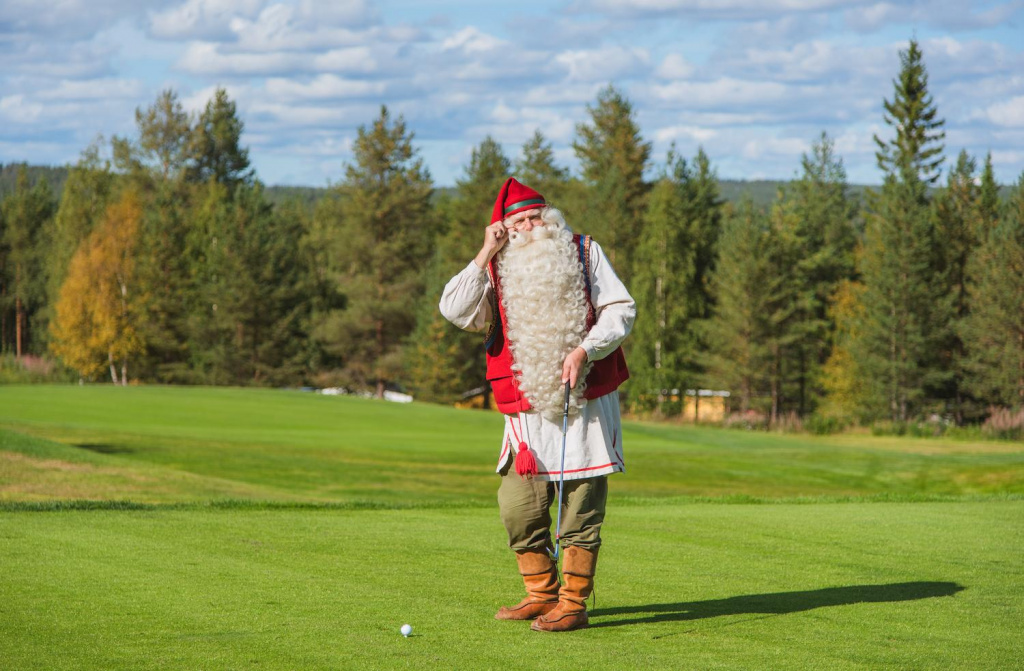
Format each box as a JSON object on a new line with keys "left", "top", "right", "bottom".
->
{"left": 537, "top": 462, "right": 617, "bottom": 476}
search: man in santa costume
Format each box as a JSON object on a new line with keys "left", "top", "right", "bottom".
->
{"left": 439, "top": 177, "right": 635, "bottom": 632}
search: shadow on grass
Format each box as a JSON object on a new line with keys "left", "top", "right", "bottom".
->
{"left": 74, "top": 443, "right": 134, "bottom": 455}
{"left": 589, "top": 581, "right": 964, "bottom": 629}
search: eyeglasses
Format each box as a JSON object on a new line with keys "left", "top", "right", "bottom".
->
{"left": 503, "top": 213, "right": 544, "bottom": 230}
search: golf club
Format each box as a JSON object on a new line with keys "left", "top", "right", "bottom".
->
{"left": 552, "top": 379, "right": 571, "bottom": 563}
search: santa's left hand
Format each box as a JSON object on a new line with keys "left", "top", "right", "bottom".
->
{"left": 561, "top": 347, "right": 589, "bottom": 388}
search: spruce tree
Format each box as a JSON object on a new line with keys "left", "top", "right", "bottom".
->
{"left": 189, "top": 181, "right": 312, "bottom": 385}
{"left": 703, "top": 201, "right": 771, "bottom": 415}
{"left": 933, "top": 150, "right": 983, "bottom": 422}
{"left": 978, "top": 153, "right": 1000, "bottom": 232}
{"left": 573, "top": 86, "right": 651, "bottom": 284}
{"left": 515, "top": 130, "right": 570, "bottom": 205}
{"left": 187, "top": 88, "right": 253, "bottom": 189}
{"left": 856, "top": 39, "right": 947, "bottom": 422}
{"left": 315, "top": 106, "right": 433, "bottom": 397}
{"left": 629, "top": 149, "right": 695, "bottom": 415}
{"left": 788, "top": 132, "right": 858, "bottom": 415}
{"left": 961, "top": 173, "right": 1024, "bottom": 408}
{"left": 628, "top": 147, "right": 722, "bottom": 416}
{"left": 407, "top": 137, "right": 510, "bottom": 402}
{"left": 0, "top": 167, "right": 55, "bottom": 356}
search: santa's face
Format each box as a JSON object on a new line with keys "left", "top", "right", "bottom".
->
{"left": 504, "top": 209, "right": 554, "bottom": 248}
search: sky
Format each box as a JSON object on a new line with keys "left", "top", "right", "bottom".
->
{"left": 2, "top": 0, "right": 1024, "bottom": 188}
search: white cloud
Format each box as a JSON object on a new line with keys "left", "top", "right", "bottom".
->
{"left": 556, "top": 46, "right": 650, "bottom": 82}
{"left": 37, "top": 79, "right": 145, "bottom": 102}
{"left": 149, "top": 0, "right": 263, "bottom": 40}
{"left": 473, "top": 103, "right": 576, "bottom": 142}
{"left": 742, "top": 136, "right": 810, "bottom": 160}
{"left": 441, "top": 26, "right": 506, "bottom": 53}
{"left": 264, "top": 74, "right": 387, "bottom": 99}
{"left": 178, "top": 41, "right": 307, "bottom": 75}
{"left": 0, "top": 94, "right": 45, "bottom": 124}
{"left": 312, "top": 47, "right": 381, "bottom": 74}
{"left": 654, "top": 125, "right": 718, "bottom": 143}
{"left": 983, "top": 96, "right": 1024, "bottom": 127}
{"left": 651, "top": 77, "right": 792, "bottom": 107}
{"left": 845, "top": 0, "right": 1024, "bottom": 32}
{"left": 655, "top": 53, "right": 695, "bottom": 79}
{"left": 581, "top": 0, "right": 860, "bottom": 15}
{"left": 0, "top": 0, "right": 150, "bottom": 40}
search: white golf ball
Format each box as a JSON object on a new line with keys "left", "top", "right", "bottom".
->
{"left": 400, "top": 624, "right": 412, "bottom": 637}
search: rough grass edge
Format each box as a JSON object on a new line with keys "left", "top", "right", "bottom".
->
{"left": 3, "top": 492, "right": 1023, "bottom": 513}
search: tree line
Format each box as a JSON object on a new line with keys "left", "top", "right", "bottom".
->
{"left": 1, "top": 40, "right": 1021, "bottom": 430}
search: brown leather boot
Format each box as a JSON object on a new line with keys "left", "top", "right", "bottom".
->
{"left": 531, "top": 545, "right": 597, "bottom": 632}
{"left": 495, "top": 550, "right": 560, "bottom": 620}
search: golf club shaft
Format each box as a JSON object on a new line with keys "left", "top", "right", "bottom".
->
{"left": 554, "top": 380, "right": 571, "bottom": 560}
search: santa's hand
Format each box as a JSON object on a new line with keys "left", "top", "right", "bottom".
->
{"left": 561, "top": 347, "right": 589, "bottom": 388}
{"left": 474, "top": 222, "right": 508, "bottom": 268}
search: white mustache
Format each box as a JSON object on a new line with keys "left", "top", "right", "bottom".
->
{"left": 507, "top": 224, "right": 556, "bottom": 248}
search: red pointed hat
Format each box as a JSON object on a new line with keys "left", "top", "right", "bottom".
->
{"left": 490, "top": 177, "right": 546, "bottom": 225}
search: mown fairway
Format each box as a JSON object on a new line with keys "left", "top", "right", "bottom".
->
{"left": 1, "top": 385, "right": 1023, "bottom": 669}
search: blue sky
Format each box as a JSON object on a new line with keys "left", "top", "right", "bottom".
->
{"left": 2, "top": 0, "right": 1023, "bottom": 188}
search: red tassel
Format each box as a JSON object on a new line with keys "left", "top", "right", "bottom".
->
{"left": 514, "top": 441, "right": 538, "bottom": 478}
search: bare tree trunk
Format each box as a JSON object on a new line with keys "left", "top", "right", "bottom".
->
{"left": 109, "top": 350, "right": 118, "bottom": 385}
{"left": 376, "top": 318, "right": 385, "bottom": 399}
{"left": 15, "top": 297, "right": 23, "bottom": 358}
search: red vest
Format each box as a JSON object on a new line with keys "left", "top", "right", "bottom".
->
{"left": 484, "top": 234, "right": 629, "bottom": 414}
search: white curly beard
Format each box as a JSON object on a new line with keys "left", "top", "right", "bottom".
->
{"left": 496, "top": 215, "right": 591, "bottom": 419}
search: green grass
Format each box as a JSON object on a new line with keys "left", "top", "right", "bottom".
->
{"left": 1, "top": 503, "right": 1021, "bottom": 669}
{"left": 2, "top": 385, "right": 1023, "bottom": 504}
{"left": 1, "top": 385, "right": 1023, "bottom": 669}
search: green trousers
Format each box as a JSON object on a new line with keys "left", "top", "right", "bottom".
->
{"left": 497, "top": 458, "right": 608, "bottom": 552}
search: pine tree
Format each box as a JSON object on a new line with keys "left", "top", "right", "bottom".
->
{"left": 0, "top": 166, "right": 55, "bottom": 357}
{"left": 702, "top": 202, "right": 767, "bottom": 414}
{"left": 688, "top": 148, "right": 724, "bottom": 329}
{"left": 515, "top": 130, "right": 570, "bottom": 205}
{"left": 788, "top": 132, "right": 858, "bottom": 415}
{"left": 874, "top": 40, "right": 946, "bottom": 187}
{"left": 133, "top": 179, "right": 194, "bottom": 382}
{"left": 314, "top": 106, "right": 434, "bottom": 397}
{"left": 933, "top": 150, "right": 984, "bottom": 422}
{"left": 188, "top": 181, "right": 313, "bottom": 385}
{"left": 856, "top": 39, "right": 947, "bottom": 422}
{"left": 187, "top": 88, "right": 253, "bottom": 189}
{"left": 961, "top": 173, "right": 1024, "bottom": 408}
{"left": 628, "top": 148, "right": 704, "bottom": 415}
{"left": 573, "top": 86, "right": 651, "bottom": 284}
{"left": 407, "top": 137, "right": 510, "bottom": 402}
{"left": 136, "top": 89, "right": 192, "bottom": 180}
{"left": 978, "top": 152, "right": 1000, "bottom": 233}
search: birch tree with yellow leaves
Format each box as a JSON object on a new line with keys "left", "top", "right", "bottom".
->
{"left": 50, "top": 189, "right": 144, "bottom": 384}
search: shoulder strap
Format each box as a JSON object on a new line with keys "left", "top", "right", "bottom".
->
{"left": 577, "top": 234, "right": 593, "bottom": 298}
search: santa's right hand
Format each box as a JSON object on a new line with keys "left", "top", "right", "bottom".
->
{"left": 482, "top": 222, "right": 507, "bottom": 256}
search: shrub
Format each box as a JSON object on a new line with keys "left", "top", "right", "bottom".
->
{"left": 982, "top": 407, "right": 1024, "bottom": 441}
{"left": 805, "top": 413, "right": 848, "bottom": 435}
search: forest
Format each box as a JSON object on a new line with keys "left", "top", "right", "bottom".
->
{"left": 1, "top": 40, "right": 1021, "bottom": 437}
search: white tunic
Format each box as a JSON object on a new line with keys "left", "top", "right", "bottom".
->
{"left": 439, "top": 239, "right": 636, "bottom": 481}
